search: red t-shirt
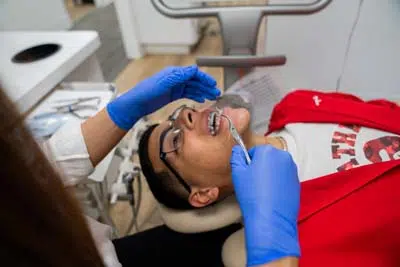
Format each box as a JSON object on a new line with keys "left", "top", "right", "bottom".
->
{"left": 267, "top": 90, "right": 400, "bottom": 267}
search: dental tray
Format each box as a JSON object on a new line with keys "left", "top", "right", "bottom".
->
{"left": 26, "top": 82, "right": 117, "bottom": 139}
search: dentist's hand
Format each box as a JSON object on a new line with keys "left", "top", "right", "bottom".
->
{"left": 107, "top": 65, "right": 221, "bottom": 130}
{"left": 230, "top": 145, "right": 300, "bottom": 266}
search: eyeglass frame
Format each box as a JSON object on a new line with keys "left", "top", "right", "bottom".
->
{"left": 159, "top": 104, "right": 194, "bottom": 193}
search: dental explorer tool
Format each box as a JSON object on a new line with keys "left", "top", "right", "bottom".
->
{"left": 220, "top": 114, "right": 252, "bottom": 165}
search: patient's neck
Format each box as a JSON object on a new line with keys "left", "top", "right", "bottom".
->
{"left": 243, "top": 131, "right": 284, "bottom": 150}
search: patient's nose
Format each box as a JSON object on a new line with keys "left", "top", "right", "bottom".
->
{"left": 181, "top": 109, "right": 195, "bottom": 130}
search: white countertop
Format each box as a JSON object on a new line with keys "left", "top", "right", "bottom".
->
{"left": 0, "top": 31, "right": 100, "bottom": 114}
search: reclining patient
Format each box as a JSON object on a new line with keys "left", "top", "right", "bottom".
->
{"left": 139, "top": 89, "right": 400, "bottom": 266}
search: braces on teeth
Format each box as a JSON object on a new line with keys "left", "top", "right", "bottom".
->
{"left": 208, "top": 105, "right": 252, "bottom": 164}
{"left": 208, "top": 107, "right": 223, "bottom": 136}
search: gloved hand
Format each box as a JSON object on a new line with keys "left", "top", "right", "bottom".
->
{"left": 107, "top": 65, "right": 221, "bottom": 130}
{"left": 230, "top": 145, "right": 300, "bottom": 266}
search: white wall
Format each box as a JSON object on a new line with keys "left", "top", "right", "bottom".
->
{"left": 133, "top": 0, "right": 199, "bottom": 45}
{"left": 114, "top": 0, "right": 144, "bottom": 58}
{"left": 0, "top": 0, "right": 72, "bottom": 31}
{"left": 265, "top": 0, "right": 400, "bottom": 100}
{"left": 94, "top": 0, "right": 113, "bottom": 8}
{"left": 115, "top": 0, "right": 201, "bottom": 58}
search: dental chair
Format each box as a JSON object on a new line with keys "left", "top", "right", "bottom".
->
{"left": 148, "top": 1, "right": 333, "bottom": 266}
{"left": 158, "top": 196, "right": 245, "bottom": 266}
{"left": 154, "top": 68, "right": 276, "bottom": 266}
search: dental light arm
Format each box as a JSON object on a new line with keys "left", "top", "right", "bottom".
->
{"left": 151, "top": 0, "right": 333, "bottom": 90}
{"left": 151, "top": 0, "right": 332, "bottom": 18}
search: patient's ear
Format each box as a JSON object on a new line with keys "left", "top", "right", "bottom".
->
{"left": 188, "top": 187, "right": 219, "bottom": 208}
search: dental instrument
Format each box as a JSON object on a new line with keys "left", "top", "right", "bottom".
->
{"left": 33, "top": 103, "right": 99, "bottom": 120}
{"left": 221, "top": 114, "right": 251, "bottom": 165}
{"left": 51, "top": 96, "right": 101, "bottom": 105}
{"left": 33, "top": 96, "right": 101, "bottom": 120}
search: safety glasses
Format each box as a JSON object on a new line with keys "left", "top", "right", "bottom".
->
{"left": 159, "top": 105, "right": 194, "bottom": 193}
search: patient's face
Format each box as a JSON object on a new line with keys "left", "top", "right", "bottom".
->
{"left": 147, "top": 99, "right": 251, "bottom": 207}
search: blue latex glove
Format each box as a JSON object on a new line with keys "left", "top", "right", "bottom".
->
{"left": 230, "top": 145, "right": 301, "bottom": 266}
{"left": 107, "top": 65, "right": 221, "bottom": 130}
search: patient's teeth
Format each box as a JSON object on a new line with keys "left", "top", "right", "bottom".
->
{"left": 208, "top": 113, "right": 212, "bottom": 135}
{"left": 208, "top": 112, "right": 215, "bottom": 135}
{"left": 208, "top": 110, "right": 223, "bottom": 136}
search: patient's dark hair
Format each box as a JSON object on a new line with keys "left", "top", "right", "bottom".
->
{"left": 138, "top": 124, "right": 194, "bottom": 210}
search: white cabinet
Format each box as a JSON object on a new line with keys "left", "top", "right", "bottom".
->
{"left": 0, "top": 31, "right": 103, "bottom": 114}
{"left": 115, "top": 0, "right": 201, "bottom": 58}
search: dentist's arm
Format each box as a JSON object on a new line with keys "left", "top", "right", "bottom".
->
{"left": 81, "top": 109, "right": 126, "bottom": 166}
{"left": 81, "top": 65, "right": 220, "bottom": 166}
{"left": 230, "top": 145, "right": 301, "bottom": 267}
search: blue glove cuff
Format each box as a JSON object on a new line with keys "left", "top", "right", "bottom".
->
{"left": 245, "top": 221, "right": 300, "bottom": 267}
{"left": 106, "top": 102, "right": 139, "bottom": 131}
{"left": 247, "top": 249, "right": 300, "bottom": 267}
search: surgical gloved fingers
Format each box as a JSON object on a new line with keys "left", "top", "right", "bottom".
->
{"left": 248, "top": 145, "right": 277, "bottom": 160}
{"left": 184, "top": 93, "right": 206, "bottom": 103}
{"left": 183, "top": 89, "right": 218, "bottom": 102}
{"left": 180, "top": 65, "right": 199, "bottom": 80}
{"left": 158, "top": 65, "right": 198, "bottom": 87}
{"left": 172, "top": 65, "right": 199, "bottom": 82}
{"left": 183, "top": 89, "right": 218, "bottom": 103}
{"left": 184, "top": 81, "right": 221, "bottom": 99}
{"left": 230, "top": 145, "right": 249, "bottom": 171}
{"left": 185, "top": 81, "right": 221, "bottom": 98}
{"left": 193, "top": 69, "right": 217, "bottom": 87}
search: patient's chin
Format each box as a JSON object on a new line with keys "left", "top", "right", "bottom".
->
{"left": 224, "top": 107, "right": 250, "bottom": 134}
{"left": 212, "top": 94, "right": 251, "bottom": 132}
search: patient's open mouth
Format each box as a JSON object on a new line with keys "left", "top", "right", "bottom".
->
{"left": 208, "top": 108, "right": 222, "bottom": 136}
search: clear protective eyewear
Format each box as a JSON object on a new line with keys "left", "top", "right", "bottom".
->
{"left": 159, "top": 104, "right": 195, "bottom": 192}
